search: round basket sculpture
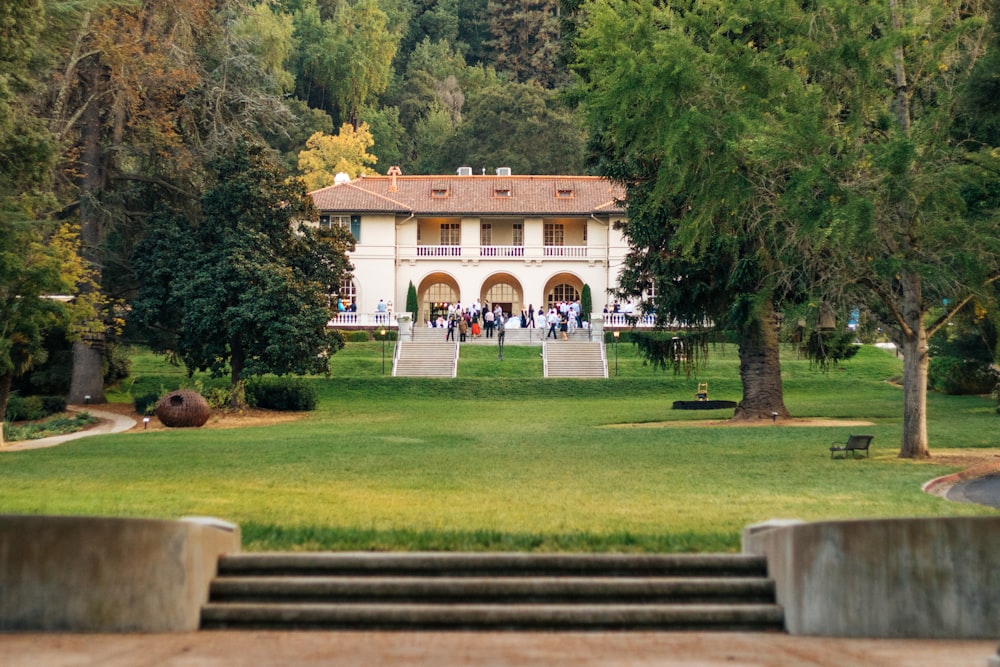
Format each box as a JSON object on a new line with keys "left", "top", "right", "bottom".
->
{"left": 155, "top": 390, "right": 211, "bottom": 428}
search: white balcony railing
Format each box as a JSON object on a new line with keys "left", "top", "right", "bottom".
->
{"left": 399, "top": 244, "right": 596, "bottom": 260}
{"left": 479, "top": 245, "right": 525, "bottom": 258}
{"left": 327, "top": 311, "right": 399, "bottom": 328}
{"left": 603, "top": 312, "right": 658, "bottom": 328}
{"left": 416, "top": 245, "right": 463, "bottom": 257}
{"left": 543, "top": 245, "right": 588, "bottom": 258}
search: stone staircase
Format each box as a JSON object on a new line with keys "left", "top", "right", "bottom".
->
{"left": 200, "top": 552, "right": 784, "bottom": 631}
{"left": 544, "top": 341, "right": 608, "bottom": 378}
{"left": 392, "top": 341, "right": 458, "bottom": 377}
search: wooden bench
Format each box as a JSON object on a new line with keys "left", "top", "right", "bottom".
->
{"left": 830, "top": 434, "right": 874, "bottom": 459}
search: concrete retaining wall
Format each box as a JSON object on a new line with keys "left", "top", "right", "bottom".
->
{"left": 743, "top": 517, "right": 1000, "bottom": 638}
{"left": 0, "top": 515, "right": 240, "bottom": 632}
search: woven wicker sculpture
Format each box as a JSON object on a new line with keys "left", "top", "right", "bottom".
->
{"left": 155, "top": 390, "right": 211, "bottom": 428}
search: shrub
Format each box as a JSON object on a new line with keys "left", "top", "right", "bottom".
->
{"left": 929, "top": 356, "right": 999, "bottom": 395}
{"left": 348, "top": 331, "right": 371, "bottom": 342}
{"left": 5, "top": 395, "right": 67, "bottom": 422}
{"left": 40, "top": 396, "right": 67, "bottom": 415}
{"left": 133, "top": 392, "right": 160, "bottom": 416}
{"left": 406, "top": 281, "right": 418, "bottom": 319}
{"left": 104, "top": 343, "right": 133, "bottom": 384}
{"left": 246, "top": 377, "right": 318, "bottom": 411}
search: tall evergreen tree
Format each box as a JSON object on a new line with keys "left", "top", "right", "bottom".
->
{"left": 486, "top": 0, "right": 566, "bottom": 88}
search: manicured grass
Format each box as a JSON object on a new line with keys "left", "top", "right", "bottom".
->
{"left": 2, "top": 343, "right": 997, "bottom": 553}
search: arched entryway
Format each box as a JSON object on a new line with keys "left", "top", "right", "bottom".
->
{"left": 418, "top": 273, "right": 460, "bottom": 325}
{"left": 543, "top": 273, "right": 583, "bottom": 310}
{"left": 481, "top": 273, "right": 524, "bottom": 320}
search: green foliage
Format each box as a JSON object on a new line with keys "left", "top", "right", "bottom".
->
{"left": 3, "top": 411, "right": 97, "bottom": 442}
{"left": 348, "top": 331, "right": 372, "bottom": 343}
{"left": 804, "top": 330, "right": 861, "bottom": 369}
{"left": 133, "top": 392, "right": 160, "bottom": 416}
{"left": 437, "top": 81, "right": 586, "bottom": 174}
{"left": 246, "top": 377, "right": 319, "bottom": 411}
{"left": 486, "top": 0, "right": 566, "bottom": 88}
{"left": 929, "top": 357, "right": 999, "bottom": 396}
{"left": 580, "top": 284, "right": 593, "bottom": 320}
{"left": 406, "top": 281, "right": 419, "bottom": 318}
{"left": 5, "top": 395, "right": 66, "bottom": 422}
{"left": 130, "top": 139, "right": 352, "bottom": 393}
{"left": 5, "top": 396, "right": 45, "bottom": 422}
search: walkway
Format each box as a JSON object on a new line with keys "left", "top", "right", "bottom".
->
{"left": 1, "top": 406, "right": 136, "bottom": 452}
{"left": 0, "top": 631, "right": 995, "bottom": 666}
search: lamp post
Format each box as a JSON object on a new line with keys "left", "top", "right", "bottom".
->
{"left": 612, "top": 330, "right": 620, "bottom": 376}
{"left": 380, "top": 328, "right": 387, "bottom": 375}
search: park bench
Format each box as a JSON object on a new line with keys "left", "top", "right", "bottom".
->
{"left": 830, "top": 434, "right": 874, "bottom": 459}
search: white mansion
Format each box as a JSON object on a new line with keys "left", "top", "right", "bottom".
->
{"left": 311, "top": 167, "right": 634, "bottom": 327}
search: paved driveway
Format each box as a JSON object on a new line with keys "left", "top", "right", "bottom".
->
{"left": 947, "top": 473, "right": 1000, "bottom": 509}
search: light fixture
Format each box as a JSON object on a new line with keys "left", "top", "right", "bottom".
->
{"left": 612, "top": 331, "right": 620, "bottom": 376}
{"left": 380, "top": 328, "right": 387, "bottom": 375}
{"left": 143, "top": 417, "right": 151, "bottom": 430}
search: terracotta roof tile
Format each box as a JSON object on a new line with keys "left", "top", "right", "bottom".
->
{"left": 310, "top": 174, "right": 625, "bottom": 216}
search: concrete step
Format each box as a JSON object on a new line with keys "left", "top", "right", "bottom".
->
{"left": 208, "top": 576, "right": 777, "bottom": 604}
{"left": 543, "top": 341, "right": 607, "bottom": 378}
{"left": 393, "top": 341, "right": 458, "bottom": 377}
{"left": 201, "top": 601, "right": 784, "bottom": 631}
{"left": 200, "top": 552, "right": 784, "bottom": 632}
{"left": 211, "top": 552, "right": 771, "bottom": 576}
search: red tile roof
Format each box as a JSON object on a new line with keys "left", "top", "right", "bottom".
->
{"left": 310, "top": 174, "right": 626, "bottom": 216}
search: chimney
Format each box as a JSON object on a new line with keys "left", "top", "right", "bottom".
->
{"left": 387, "top": 165, "right": 402, "bottom": 192}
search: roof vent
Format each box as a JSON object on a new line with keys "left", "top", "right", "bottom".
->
{"left": 334, "top": 172, "right": 351, "bottom": 185}
{"left": 457, "top": 166, "right": 473, "bottom": 176}
{"left": 496, "top": 167, "right": 512, "bottom": 177}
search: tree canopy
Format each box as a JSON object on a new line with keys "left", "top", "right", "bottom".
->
{"left": 130, "top": 141, "right": 354, "bottom": 404}
{"left": 574, "top": 0, "right": 1000, "bottom": 453}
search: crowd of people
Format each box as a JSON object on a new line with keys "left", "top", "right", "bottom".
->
{"left": 427, "top": 299, "right": 588, "bottom": 342}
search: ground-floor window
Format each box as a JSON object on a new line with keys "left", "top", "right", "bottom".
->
{"left": 423, "top": 283, "right": 459, "bottom": 324}
{"left": 335, "top": 279, "right": 357, "bottom": 311}
{"left": 548, "top": 284, "right": 579, "bottom": 308}
{"left": 485, "top": 282, "right": 519, "bottom": 319}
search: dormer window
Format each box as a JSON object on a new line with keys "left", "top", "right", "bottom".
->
{"left": 494, "top": 181, "right": 512, "bottom": 198}
{"left": 431, "top": 181, "right": 449, "bottom": 198}
{"left": 556, "top": 182, "right": 575, "bottom": 199}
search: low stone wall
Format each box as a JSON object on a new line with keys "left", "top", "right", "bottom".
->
{"left": 0, "top": 515, "right": 240, "bottom": 632}
{"left": 743, "top": 517, "right": 1000, "bottom": 638}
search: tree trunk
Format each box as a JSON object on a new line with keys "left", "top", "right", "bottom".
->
{"left": 0, "top": 371, "right": 12, "bottom": 447}
{"left": 68, "top": 59, "right": 107, "bottom": 405}
{"left": 732, "top": 303, "right": 790, "bottom": 421}
{"left": 69, "top": 340, "right": 107, "bottom": 405}
{"left": 898, "top": 270, "right": 931, "bottom": 459}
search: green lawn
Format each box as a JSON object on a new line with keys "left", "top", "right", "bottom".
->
{"left": 1, "top": 343, "right": 996, "bottom": 553}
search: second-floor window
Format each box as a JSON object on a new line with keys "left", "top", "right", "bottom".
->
{"left": 319, "top": 214, "right": 361, "bottom": 242}
{"left": 512, "top": 223, "right": 523, "bottom": 246}
{"left": 440, "top": 223, "right": 460, "bottom": 245}
{"left": 544, "top": 223, "right": 564, "bottom": 246}
{"left": 481, "top": 223, "right": 492, "bottom": 246}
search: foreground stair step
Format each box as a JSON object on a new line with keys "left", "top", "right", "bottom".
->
{"left": 209, "top": 576, "right": 776, "bottom": 603}
{"left": 201, "top": 552, "right": 784, "bottom": 632}
{"left": 201, "top": 602, "right": 784, "bottom": 631}
{"left": 214, "top": 552, "right": 770, "bottom": 577}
